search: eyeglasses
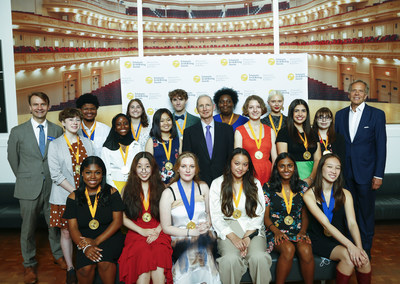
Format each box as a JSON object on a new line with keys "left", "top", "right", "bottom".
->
{"left": 317, "top": 116, "right": 332, "bottom": 121}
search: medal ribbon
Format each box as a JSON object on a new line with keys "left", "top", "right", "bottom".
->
{"left": 281, "top": 185, "right": 293, "bottom": 215}
{"left": 248, "top": 122, "right": 262, "bottom": 150}
{"left": 161, "top": 139, "right": 172, "bottom": 161}
{"left": 232, "top": 183, "right": 243, "bottom": 208}
{"left": 321, "top": 188, "right": 335, "bottom": 223}
{"left": 268, "top": 114, "right": 282, "bottom": 136}
{"left": 297, "top": 131, "right": 309, "bottom": 150}
{"left": 131, "top": 122, "right": 142, "bottom": 141}
{"left": 85, "top": 186, "right": 101, "bottom": 219}
{"left": 143, "top": 190, "right": 150, "bottom": 211}
{"left": 81, "top": 122, "right": 96, "bottom": 141}
{"left": 119, "top": 144, "right": 130, "bottom": 166}
{"left": 220, "top": 113, "right": 234, "bottom": 125}
{"left": 64, "top": 134, "right": 80, "bottom": 167}
{"left": 177, "top": 179, "right": 195, "bottom": 221}
{"left": 175, "top": 114, "right": 187, "bottom": 136}
{"left": 318, "top": 131, "right": 329, "bottom": 151}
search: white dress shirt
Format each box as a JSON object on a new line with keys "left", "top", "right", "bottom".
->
{"left": 31, "top": 118, "right": 48, "bottom": 145}
{"left": 348, "top": 102, "right": 365, "bottom": 142}
{"left": 79, "top": 121, "right": 110, "bottom": 157}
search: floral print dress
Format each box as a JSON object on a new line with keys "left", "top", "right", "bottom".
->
{"left": 152, "top": 136, "right": 180, "bottom": 184}
{"left": 263, "top": 181, "right": 308, "bottom": 253}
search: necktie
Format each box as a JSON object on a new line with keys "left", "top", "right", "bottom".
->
{"left": 206, "top": 125, "right": 212, "bottom": 159}
{"left": 38, "top": 125, "right": 45, "bottom": 157}
{"left": 175, "top": 114, "right": 185, "bottom": 120}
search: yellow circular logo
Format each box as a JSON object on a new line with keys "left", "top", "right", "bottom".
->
{"left": 220, "top": 59, "right": 228, "bottom": 66}
{"left": 268, "top": 90, "right": 275, "bottom": 95}
{"left": 268, "top": 58, "right": 275, "bottom": 65}
{"left": 193, "top": 76, "right": 201, "bottom": 83}
{"left": 124, "top": 61, "right": 132, "bottom": 68}
{"left": 145, "top": 77, "right": 153, "bottom": 84}
{"left": 241, "top": 74, "right": 248, "bottom": 81}
{"left": 127, "top": 93, "right": 134, "bottom": 100}
{"left": 287, "top": 73, "right": 295, "bottom": 81}
{"left": 172, "top": 60, "right": 180, "bottom": 67}
{"left": 147, "top": 108, "right": 154, "bottom": 115}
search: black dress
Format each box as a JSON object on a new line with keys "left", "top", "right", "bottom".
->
{"left": 307, "top": 200, "right": 348, "bottom": 259}
{"left": 63, "top": 191, "right": 125, "bottom": 269}
{"left": 317, "top": 132, "right": 346, "bottom": 169}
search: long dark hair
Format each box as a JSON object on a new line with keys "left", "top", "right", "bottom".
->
{"left": 76, "top": 156, "right": 111, "bottom": 207}
{"left": 123, "top": 152, "right": 165, "bottom": 221}
{"left": 149, "top": 108, "right": 178, "bottom": 142}
{"left": 221, "top": 148, "right": 260, "bottom": 218}
{"left": 287, "top": 99, "right": 317, "bottom": 148}
{"left": 126, "top": 98, "right": 149, "bottom": 128}
{"left": 311, "top": 153, "right": 345, "bottom": 210}
{"left": 312, "top": 107, "right": 336, "bottom": 144}
{"left": 168, "top": 152, "right": 202, "bottom": 185}
{"left": 103, "top": 113, "right": 134, "bottom": 150}
{"left": 268, "top": 152, "right": 303, "bottom": 193}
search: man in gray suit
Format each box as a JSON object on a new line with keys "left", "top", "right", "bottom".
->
{"left": 8, "top": 92, "right": 65, "bottom": 284}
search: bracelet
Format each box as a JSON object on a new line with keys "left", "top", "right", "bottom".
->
{"left": 83, "top": 244, "right": 92, "bottom": 253}
{"left": 267, "top": 224, "right": 274, "bottom": 231}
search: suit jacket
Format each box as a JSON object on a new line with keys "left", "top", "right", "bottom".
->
{"left": 48, "top": 134, "right": 94, "bottom": 205}
{"left": 183, "top": 121, "right": 234, "bottom": 186}
{"left": 7, "top": 120, "right": 63, "bottom": 200}
{"left": 185, "top": 112, "right": 201, "bottom": 129}
{"left": 335, "top": 104, "right": 387, "bottom": 184}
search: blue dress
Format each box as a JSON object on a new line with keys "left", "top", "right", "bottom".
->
{"left": 213, "top": 114, "right": 248, "bottom": 131}
{"left": 263, "top": 181, "right": 308, "bottom": 253}
{"left": 152, "top": 136, "right": 180, "bottom": 184}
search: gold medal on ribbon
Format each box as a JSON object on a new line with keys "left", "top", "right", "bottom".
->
{"left": 324, "top": 229, "right": 332, "bottom": 237}
{"left": 165, "top": 162, "right": 173, "bottom": 171}
{"left": 186, "top": 221, "right": 196, "bottom": 229}
{"left": 248, "top": 122, "right": 263, "bottom": 160}
{"left": 142, "top": 212, "right": 152, "bottom": 222}
{"left": 303, "top": 151, "right": 312, "bottom": 160}
{"left": 268, "top": 114, "right": 283, "bottom": 136}
{"left": 132, "top": 122, "right": 142, "bottom": 141}
{"left": 75, "top": 164, "right": 81, "bottom": 175}
{"left": 232, "top": 209, "right": 242, "bottom": 219}
{"left": 161, "top": 139, "right": 173, "bottom": 171}
{"left": 318, "top": 131, "right": 331, "bottom": 156}
{"left": 64, "top": 134, "right": 81, "bottom": 175}
{"left": 323, "top": 150, "right": 331, "bottom": 155}
{"left": 284, "top": 215, "right": 294, "bottom": 226}
{"left": 85, "top": 186, "right": 101, "bottom": 230}
{"left": 121, "top": 165, "right": 129, "bottom": 175}
{"left": 89, "top": 219, "right": 100, "bottom": 230}
{"left": 255, "top": 151, "right": 263, "bottom": 160}
{"left": 220, "top": 113, "right": 234, "bottom": 125}
{"left": 81, "top": 121, "right": 96, "bottom": 140}
{"left": 119, "top": 144, "right": 130, "bottom": 174}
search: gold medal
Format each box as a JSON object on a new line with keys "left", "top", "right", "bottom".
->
{"left": 323, "top": 150, "right": 331, "bottom": 155}
{"left": 255, "top": 151, "right": 263, "bottom": 160}
{"left": 324, "top": 229, "right": 332, "bottom": 237}
{"left": 186, "top": 221, "right": 196, "bottom": 229}
{"left": 121, "top": 165, "right": 130, "bottom": 175}
{"left": 142, "top": 212, "right": 152, "bottom": 222}
{"left": 232, "top": 209, "right": 242, "bottom": 219}
{"left": 165, "top": 162, "right": 173, "bottom": 171}
{"left": 284, "top": 215, "right": 294, "bottom": 226}
{"left": 75, "top": 164, "right": 81, "bottom": 175}
{"left": 89, "top": 219, "right": 99, "bottom": 230}
{"left": 303, "top": 151, "right": 311, "bottom": 160}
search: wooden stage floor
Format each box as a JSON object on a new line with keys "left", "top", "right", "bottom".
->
{"left": 0, "top": 221, "right": 399, "bottom": 283}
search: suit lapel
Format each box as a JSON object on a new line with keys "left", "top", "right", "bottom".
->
{"left": 342, "top": 109, "right": 351, "bottom": 142}
{"left": 25, "top": 120, "right": 43, "bottom": 159}
{"left": 354, "top": 104, "right": 371, "bottom": 142}
{"left": 196, "top": 122, "right": 211, "bottom": 161}
{"left": 45, "top": 122, "right": 56, "bottom": 158}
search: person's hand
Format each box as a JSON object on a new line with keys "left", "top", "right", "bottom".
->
{"left": 146, "top": 229, "right": 161, "bottom": 244}
{"left": 228, "top": 233, "right": 247, "bottom": 256}
{"left": 188, "top": 228, "right": 201, "bottom": 237}
{"left": 347, "top": 244, "right": 369, "bottom": 268}
{"left": 140, "top": 228, "right": 156, "bottom": 237}
{"left": 197, "top": 221, "right": 210, "bottom": 234}
{"left": 78, "top": 237, "right": 96, "bottom": 249}
{"left": 296, "top": 232, "right": 311, "bottom": 244}
{"left": 84, "top": 245, "right": 103, "bottom": 262}
{"left": 372, "top": 177, "right": 383, "bottom": 190}
{"left": 274, "top": 231, "right": 289, "bottom": 246}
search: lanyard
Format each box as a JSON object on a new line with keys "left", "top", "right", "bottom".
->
{"left": 248, "top": 122, "right": 262, "bottom": 150}
{"left": 232, "top": 183, "right": 243, "bottom": 208}
{"left": 132, "top": 122, "right": 142, "bottom": 141}
{"left": 64, "top": 134, "right": 80, "bottom": 164}
{"left": 85, "top": 186, "right": 101, "bottom": 219}
{"left": 81, "top": 122, "right": 96, "bottom": 141}
{"left": 143, "top": 190, "right": 150, "bottom": 211}
{"left": 175, "top": 114, "right": 187, "bottom": 136}
{"left": 119, "top": 144, "right": 130, "bottom": 166}
{"left": 220, "top": 113, "right": 234, "bottom": 125}
{"left": 297, "top": 131, "right": 308, "bottom": 150}
{"left": 268, "top": 114, "right": 282, "bottom": 136}
{"left": 318, "top": 131, "right": 329, "bottom": 151}
{"left": 177, "top": 179, "right": 195, "bottom": 221}
{"left": 281, "top": 185, "right": 293, "bottom": 215}
{"left": 161, "top": 139, "right": 172, "bottom": 161}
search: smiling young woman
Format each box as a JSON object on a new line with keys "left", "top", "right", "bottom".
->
{"left": 126, "top": 99, "right": 150, "bottom": 151}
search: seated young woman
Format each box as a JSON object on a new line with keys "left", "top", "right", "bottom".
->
{"left": 119, "top": 152, "right": 172, "bottom": 284}
{"left": 263, "top": 152, "right": 314, "bottom": 284}
{"left": 209, "top": 148, "right": 272, "bottom": 284}
{"left": 159, "top": 152, "right": 221, "bottom": 284}
{"left": 303, "top": 153, "right": 371, "bottom": 283}
{"left": 63, "top": 156, "right": 124, "bottom": 284}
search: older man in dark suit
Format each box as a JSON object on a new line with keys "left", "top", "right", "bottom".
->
{"left": 335, "top": 80, "right": 387, "bottom": 256}
{"left": 183, "top": 95, "right": 234, "bottom": 186}
{"left": 8, "top": 92, "right": 65, "bottom": 283}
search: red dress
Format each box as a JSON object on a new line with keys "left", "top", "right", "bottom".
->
{"left": 237, "top": 124, "right": 272, "bottom": 185}
{"left": 118, "top": 206, "right": 173, "bottom": 284}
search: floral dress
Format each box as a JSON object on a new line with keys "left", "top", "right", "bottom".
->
{"left": 152, "top": 136, "right": 180, "bottom": 184}
{"left": 263, "top": 181, "right": 308, "bottom": 253}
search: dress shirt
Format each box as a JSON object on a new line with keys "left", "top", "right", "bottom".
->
{"left": 79, "top": 120, "right": 110, "bottom": 157}
{"left": 348, "top": 102, "right": 365, "bottom": 142}
{"left": 209, "top": 175, "right": 265, "bottom": 240}
{"left": 31, "top": 118, "right": 48, "bottom": 145}
{"left": 201, "top": 119, "right": 215, "bottom": 147}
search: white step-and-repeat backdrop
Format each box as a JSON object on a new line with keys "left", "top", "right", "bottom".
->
{"left": 120, "top": 54, "right": 308, "bottom": 118}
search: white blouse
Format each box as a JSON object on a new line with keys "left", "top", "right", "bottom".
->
{"left": 209, "top": 175, "right": 265, "bottom": 240}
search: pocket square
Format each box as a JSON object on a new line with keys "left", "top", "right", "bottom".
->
{"left": 364, "top": 126, "right": 369, "bottom": 128}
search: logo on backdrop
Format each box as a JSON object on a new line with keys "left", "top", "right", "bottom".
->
{"left": 287, "top": 73, "right": 295, "bottom": 81}
{"left": 127, "top": 93, "right": 134, "bottom": 100}
{"left": 145, "top": 77, "right": 153, "bottom": 84}
{"left": 220, "top": 59, "right": 228, "bottom": 66}
{"left": 124, "top": 61, "right": 132, "bottom": 68}
{"left": 241, "top": 74, "right": 248, "bottom": 81}
{"left": 193, "top": 75, "right": 201, "bottom": 83}
{"left": 147, "top": 108, "right": 154, "bottom": 115}
{"left": 268, "top": 58, "right": 276, "bottom": 65}
{"left": 172, "top": 60, "right": 180, "bottom": 67}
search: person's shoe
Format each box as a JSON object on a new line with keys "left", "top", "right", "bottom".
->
{"left": 54, "top": 257, "right": 67, "bottom": 270}
{"left": 23, "top": 266, "right": 37, "bottom": 284}
{"left": 66, "top": 268, "right": 77, "bottom": 284}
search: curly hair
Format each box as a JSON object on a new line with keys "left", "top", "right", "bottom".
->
{"left": 76, "top": 93, "right": 99, "bottom": 109}
{"left": 213, "top": 87, "right": 239, "bottom": 110}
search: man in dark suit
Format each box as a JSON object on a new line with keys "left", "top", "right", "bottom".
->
{"left": 335, "top": 80, "right": 387, "bottom": 255}
{"left": 183, "top": 95, "right": 234, "bottom": 186}
{"left": 169, "top": 89, "right": 200, "bottom": 138}
{"left": 8, "top": 92, "right": 65, "bottom": 283}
